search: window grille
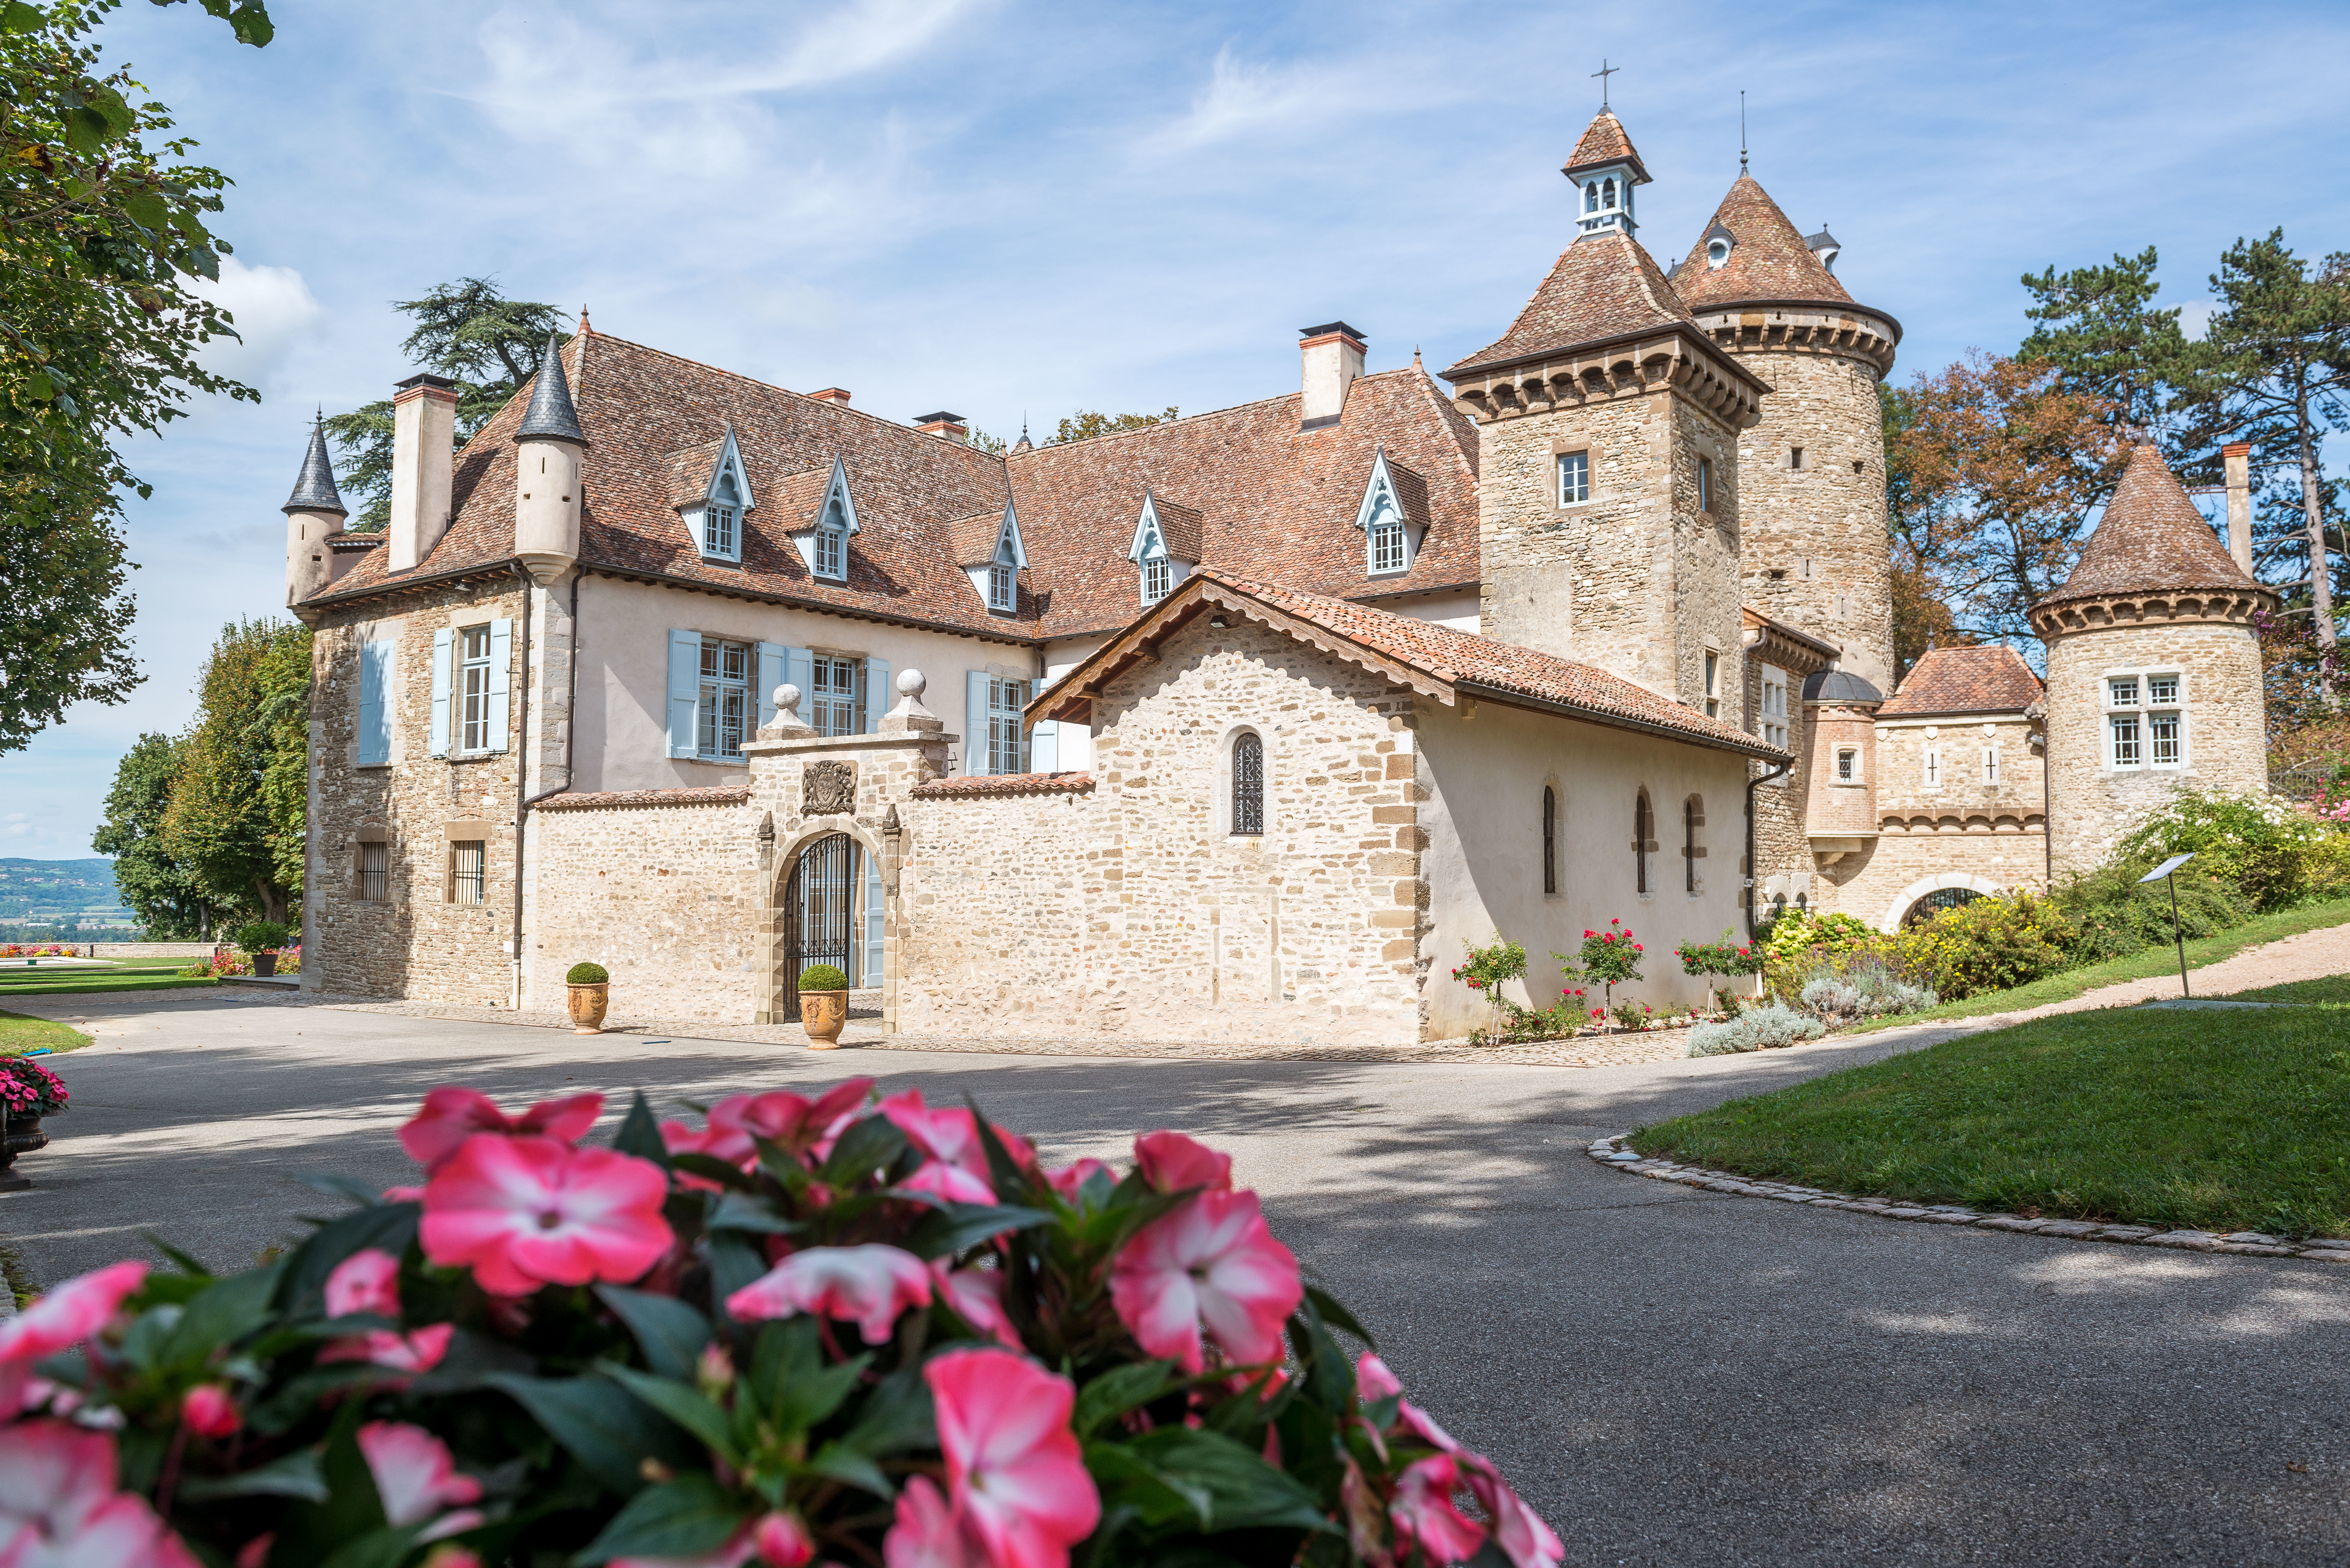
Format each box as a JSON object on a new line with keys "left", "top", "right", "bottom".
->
{"left": 1837, "top": 749, "right": 1857, "bottom": 782}
{"left": 815, "top": 524, "right": 846, "bottom": 580}
{"left": 697, "top": 638, "right": 751, "bottom": 759}
{"left": 2150, "top": 713, "right": 2180, "bottom": 766}
{"left": 1634, "top": 791, "right": 1652, "bottom": 894}
{"left": 2110, "top": 715, "right": 2141, "bottom": 768}
{"left": 1557, "top": 451, "right": 1589, "bottom": 504}
{"left": 986, "top": 678, "right": 1032, "bottom": 775}
{"left": 811, "top": 655, "right": 865, "bottom": 738}
{"left": 356, "top": 841, "right": 388, "bottom": 903}
{"left": 1141, "top": 556, "right": 1172, "bottom": 604}
{"left": 1542, "top": 786, "right": 1557, "bottom": 895}
{"left": 1370, "top": 520, "right": 1407, "bottom": 574}
{"left": 1232, "top": 733, "right": 1264, "bottom": 836}
{"left": 459, "top": 625, "right": 493, "bottom": 753}
{"left": 989, "top": 562, "right": 1016, "bottom": 612}
{"left": 2149, "top": 674, "right": 2179, "bottom": 705}
{"left": 2109, "top": 677, "right": 2139, "bottom": 707}
{"left": 451, "top": 840, "right": 485, "bottom": 905}
{"left": 1683, "top": 797, "right": 1699, "bottom": 893}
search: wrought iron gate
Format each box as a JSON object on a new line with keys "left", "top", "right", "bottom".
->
{"left": 781, "top": 833, "right": 859, "bottom": 1018}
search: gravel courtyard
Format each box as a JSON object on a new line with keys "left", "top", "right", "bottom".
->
{"left": 5, "top": 991, "right": 2347, "bottom": 1565}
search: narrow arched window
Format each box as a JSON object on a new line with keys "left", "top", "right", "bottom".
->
{"left": 1683, "top": 795, "right": 1702, "bottom": 894}
{"left": 1542, "top": 786, "right": 1557, "bottom": 895}
{"left": 1634, "top": 790, "right": 1653, "bottom": 895}
{"left": 1602, "top": 178, "right": 1617, "bottom": 210}
{"left": 1232, "top": 733, "right": 1263, "bottom": 836}
{"left": 1584, "top": 181, "right": 1599, "bottom": 215}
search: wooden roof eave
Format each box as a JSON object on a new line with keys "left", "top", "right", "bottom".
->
{"left": 1452, "top": 677, "right": 1791, "bottom": 763}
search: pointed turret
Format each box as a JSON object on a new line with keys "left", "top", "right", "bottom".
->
{"left": 1561, "top": 109, "right": 1650, "bottom": 238}
{"left": 284, "top": 411, "right": 347, "bottom": 610}
{"left": 1674, "top": 174, "right": 1852, "bottom": 311}
{"left": 283, "top": 412, "right": 347, "bottom": 516}
{"left": 514, "top": 333, "right": 585, "bottom": 446}
{"left": 2038, "top": 444, "right": 2270, "bottom": 610}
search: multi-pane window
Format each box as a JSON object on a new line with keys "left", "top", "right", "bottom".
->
{"left": 2108, "top": 676, "right": 2139, "bottom": 708}
{"left": 2110, "top": 714, "right": 2142, "bottom": 768}
{"left": 1141, "top": 556, "right": 1172, "bottom": 605}
{"left": 2107, "top": 671, "right": 2181, "bottom": 769}
{"left": 355, "top": 841, "right": 388, "bottom": 902}
{"left": 697, "top": 638, "right": 750, "bottom": 759}
{"left": 450, "top": 840, "right": 485, "bottom": 905}
{"left": 1557, "top": 450, "right": 1590, "bottom": 505}
{"left": 1542, "top": 786, "right": 1557, "bottom": 895}
{"left": 985, "top": 678, "right": 1031, "bottom": 775}
{"left": 1702, "top": 651, "right": 1720, "bottom": 719}
{"left": 988, "top": 561, "right": 1016, "bottom": 613}
{"left": 459, "top": 625, "right": 494, "bottom": 753}
{"left": 2149, "top": 675, "right": 2179, "bottom": 705}
{"left": 1634, "top": 791, "right": 1653, "bottom": 895}
{"left": 705, "top": 505, "right": 738, "bottom": 558}
{"left": 1232, "top": 733, "right": 1264, "bottom": 836}
{"left": 1759, "top": 667, "right": 1789, "bottom": 752}
{"left": 2151, "top": 712, "right": 2180, "bottom": 766}
{"left": 815, "top": 523, "right": 846, "bottom": 580}
{"left": 811, "top": 655, "right": 864, "bottom": 738}
{"left": 1837, "top": 748, "right": 1858, "bottom": 782}
{"left": 1370, "top": 519, "right": 1407, "bottom": 574}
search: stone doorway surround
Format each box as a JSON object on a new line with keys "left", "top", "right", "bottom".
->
{"left": 742, "top": 671, "right": 955, "bottom": 1031}
{"left": 1879, "top": 870, "right": 2008, "bottom": 931}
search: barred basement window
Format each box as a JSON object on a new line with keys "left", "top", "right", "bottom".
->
{"left": 1542, "top": 786, "right": 1557, "bottom": 896}
{"left": 1232, "top": 733, "right": 1264, "bottom": 836}
{"left": 355, "top": 841, "right": 388, "bottom": 903}
{"left": 450, "top": 840, "right": 485, "bottom": 905}
{"left": 697, "top": 638, "right": 751, "bottom": 759}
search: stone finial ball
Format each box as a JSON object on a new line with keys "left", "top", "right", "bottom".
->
{"left": 897, "top": 668, "right": 926, "bottom": 698}
{"left": 774, "top": 683, "right": 802, "bottom": 714}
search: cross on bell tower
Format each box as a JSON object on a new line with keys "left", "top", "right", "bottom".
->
{"left": 1591, "top": 58, "right": 1618, "bottom": 108}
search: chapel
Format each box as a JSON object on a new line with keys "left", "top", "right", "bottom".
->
{"left": 276, "top": 106, "right": 2273, "bottom": 1043}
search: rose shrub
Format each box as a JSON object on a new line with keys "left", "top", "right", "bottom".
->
{"left": 0, "top": 1080, "right": 1564, "bottom": 1568}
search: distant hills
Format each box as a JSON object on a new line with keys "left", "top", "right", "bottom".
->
{"left": 0, "top": 858, "right": 135, "bottom": 928}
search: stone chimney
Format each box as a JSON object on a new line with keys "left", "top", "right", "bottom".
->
{"left": 2222, "top": 441, "right": 2254, "bottom": 573}
{"left": 807, "top": 387, "right": 852, "bottom": 405}
{"left": 914, "top": 411, "right": 967, "bottom": 441}
{"left": 387, "top": 372, "right": 459, "bottom": 573}
{"left": 1299, "top": 322, "right": 1364, "bottom": 428}
{"left": 283, "top": 411, "right": 347, "bottom": 610}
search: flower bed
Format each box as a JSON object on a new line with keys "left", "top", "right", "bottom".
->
{"left": 0, "top": 1081, "right": 1565, "bottom": 1567}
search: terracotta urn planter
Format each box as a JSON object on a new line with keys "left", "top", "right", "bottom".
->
{"left": 253, "top": 951, "right": 279, "bottom": 977}
{"left": 0, "top": 1113, "right": 47, "bottom": 1193}
{"left": 800, "top": 990, "right": 849, "bottom": 1049}
{"left": 568, "top": 982, "right": 610, "bottom": 1035}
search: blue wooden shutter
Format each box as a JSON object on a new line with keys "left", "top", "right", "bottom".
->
{"left": 667, "top": 630, "right": 701, "bottom": 758}
{"left": 486, "top": 618, "right": 512, "bottom": 752}
{"left": 966, "top": 671, "right": 990, "bottom": 774}
{"left": 428, "top": 629, "right": 452, "bottom": 759}
{"left": 862, "top": 850, "right": 884, "bottom": 985}
{"left": 785, "top": 647, "right": 813, "bottom": 722}
{"left": 1030, "top": 712, "right": 1058, "bottom": 773}
{"left": 863, "top": 657, "right": 891, "bottom": 734}
{"left": 757, "top": 642, "right": 788, "bottom": 728}
{"left": 357, "top": 641, "right": 391, "bottom": 766}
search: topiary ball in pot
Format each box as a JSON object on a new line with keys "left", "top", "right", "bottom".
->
{"left": 566, "top": 961, "right": 610, "bottom": 985}
{"left": 565, "top": 961, "right": 610, "bottom": 1034}
{"left": 796, "top": 964, "right": 852, "bottom": 1050}
{"left": 796, "top": 963, "right": 849, "bottom": 992}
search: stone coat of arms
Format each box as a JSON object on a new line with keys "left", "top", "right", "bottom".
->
{"left": 802, "top": 759, "right": 857, "bottom": 816}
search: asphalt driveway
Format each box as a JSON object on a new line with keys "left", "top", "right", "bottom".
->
{"left": 5, "top": 993, "right": 2346, "bottom": 1565}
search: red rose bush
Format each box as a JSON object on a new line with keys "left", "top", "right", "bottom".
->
{"left": 0, "top": 1079, "right": 1562, "bottom": 1567}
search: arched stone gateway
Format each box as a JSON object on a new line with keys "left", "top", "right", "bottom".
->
{"left": 776, "top": 831, "right": 878, "bottom": 1020}
{"left": 1881, "top": 871, "right": 2007, "bottom": 932}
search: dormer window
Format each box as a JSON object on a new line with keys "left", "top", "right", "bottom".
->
{"left": 790, "top": 456, "right": 859, "bottom": 582}
{"left": 989, "top": 561, "right": 1015, "bottom": 612}
{"left": 1707, "top": 238, "right": 1730, "bottom": 267}
{"left": 1355, "top": 449, "right": 1419, "bottom": 578}
{"left": 686, "top": 427, "right": 754, "bottom": 564}
{"left": 815, "top": 519, "right": 845, "bottom": 579}
{"left": 960, "top": 501, "right": 1026, "bottom": 614}
{"left": 1126, "top": 493, "right": 1196, "bottom": 608}
{"left": 1141, "top": 555, "right": 1172, "bottom": 604}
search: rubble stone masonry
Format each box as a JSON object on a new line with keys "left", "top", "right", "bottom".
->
{"left": 1838, "top": 712, "right": 2048, "bottom": 927}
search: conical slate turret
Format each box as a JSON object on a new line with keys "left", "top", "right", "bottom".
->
{"left": 282, "top": 412, "right": 347, "bottom": 515}
{"left": 514, "top": 333, "right": 585, "bottom": 445}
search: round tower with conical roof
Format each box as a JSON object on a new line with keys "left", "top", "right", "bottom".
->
{"left": 284, "top": 411, "right": 347, "bottom": 609}
{"left": 2029, "top": 444, "right": 2277, "bottom": 876}
{"left": 514, "top": 331, "right": 587, "bottom": 586}
{"left": 1673, "top": 173, "right": 1900, "bottom": 694}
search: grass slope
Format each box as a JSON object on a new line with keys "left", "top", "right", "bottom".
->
{"left": 0, "top": 1010, "right": 92, "bottom": 1055}
{"left": 1843, "top": 895, "right": 2350, "bottom": 1032}
{"left": 1632, "top": 1006, "right": 2350, "bottom": 1238}
{"left": 2221, "top": 976, "right": 2350, "bottom": 1005}
{"left": 0, "top": 968, "right": 217, "bottom": 996}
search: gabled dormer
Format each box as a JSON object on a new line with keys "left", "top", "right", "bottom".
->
{"left": 1354, "top": 447, "right": 1424, "bottom": 577}
{"left": 785, "top": 456, "right": 859, "bottom": 582}
{"left": 681, "top": 426, "right": 754, "bottom": 563}
{"left": 951, "top": 501, "right": 1026, "bottom": 615}
{"left": 1127, "top": 492, "right": 1201, "bottom": 607}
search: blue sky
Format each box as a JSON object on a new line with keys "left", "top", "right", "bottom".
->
{"left": 5, "top": 0, "right": 2346, "bottom": 861}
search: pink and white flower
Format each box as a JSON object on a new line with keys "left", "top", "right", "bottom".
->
{"left": 0, "top": 1420, "right": 199, "bottom": 1568}
{"left": 1111, "top": 1190, "right": 1301, "bottom": 1372}
{"left": 420, "top": 1135, "right": 672, "bottom": 1297}
{"left": 1132, "top": 1131, "right": 1232, "bottom": 1194}
{"left": 1390, "top": 1455, "right": 1486, "bottom": 1565}
{"left": 725, "top": 1245, "right": 933, "bottom": 1344}
{"left": 1356, "top": 1356, "right": 1562, "bottom": 1568}
{"left": 898, "top": 1161, "right": 998, "bottom": 1208}
{"left": 1042, "top": 1158, "right": 1113, "bottom": 1203}
{"left": 400, "top": 1087, "right": 604, "bottom": 1171}
{"left": 358, "top": 1421, "right": 484, "bottom": 1540}
{"left": 930, "top": 1262, "right": 1020, "bottom": 1348}
{"left": 879, "top": 1090, "right": 1038, "bottom": 1198}
{"left": 324, "top": 1248, "right": 402, "bottom": 1319}
{"left": 926, "top": 1348, "right": 1099, "bottom": 1568}
{"left": 883, "top": 1476, "right": 983, "bottom": 1568}
{"left": 0, "top": 1260, "right": 147, "bottom": 1365}
{"left": 180, "top": 1383, "right": 242, "bottom": 1439}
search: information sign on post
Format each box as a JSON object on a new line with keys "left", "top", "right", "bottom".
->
{"left": 2137, "top": 853, "right": 2197, "bottom": 998}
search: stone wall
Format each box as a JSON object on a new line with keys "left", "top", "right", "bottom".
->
{"left": 1837, "top": 711, "right": 2048, "bottom": 926}
{"left": 2044, "top": 618, "right": 2269, "bottom": 876}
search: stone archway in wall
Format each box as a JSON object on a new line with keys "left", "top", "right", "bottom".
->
{"left": 767, "top": 819, "right": 891, "bottom": 1024}
{"left": 1881, "top": 872, "right": 2008, "bottom": 933}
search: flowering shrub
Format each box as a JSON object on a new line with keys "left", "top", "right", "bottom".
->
{"left": 2051, "top": 866, "right": 2251, "bottom": 965}
{"left": 1562, "top": 919, "right": 1643, "bottom": 1023}
{"left": 0, "top": 1080, "right": 1565, "bottom": 1568}
{"left": 274, "top": 943, "right": 302, "bottom": 976}
{"left": 1450, "top": 933, "right": 1528, "bottom": 994}
{"left": 1, "top": 944, "right": 73, "bottom": 958}
{"left": 2113, "top": 786, "right": 2349, "bottom": 910}
{"left": 0, "top": 1056, "right": 68, "bottom": 1118}
{"left": 1892, "top": 893, "right": 2070, "bottom": 1000}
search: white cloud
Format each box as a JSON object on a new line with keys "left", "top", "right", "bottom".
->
{"left": 2176, "top": 300, "right": 2215, "bottom": 341}
{"left": 185, "top": 257, "right": 327, "bottom": 391}
{"left": 1143, "top": 44, "right": 1354, "bottom": 155}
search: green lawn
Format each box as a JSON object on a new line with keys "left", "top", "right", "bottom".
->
{"left": 2219, "top": 975, "right": 2350, "bottom": 1006}
{"left": 0, "top": 967, "right": 218, "bottom": 996}
{"left": 0, "top": 1009, "right": 92, "bottom": 1055}
{"left": 1843, "top": 894, "right": 2350, "bottom": 1032}
{"left": 1632, "top": 1006, "right": 2350, "bottom": 1238}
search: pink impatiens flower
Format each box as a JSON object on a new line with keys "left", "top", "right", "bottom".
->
{"left": 420, "top": 1135, "right": 672, "bottom": 1297}
{"left": 930, "top": 1261, "right": 1020, "bottom": 1348}
{"left": 358, "top": 1421, "right": 484, "bottom": 1540}
{"left": 400, "top": 1087, "right": 604, "bottom": 1171}
{"left": 324, "top": 1247, "right": 401, "bottom": 1319}
{"left": 926, "top": 1348, "right": 1099, "bottom": 1568}
{"left": 0, "top": 1260, "right": 147, "bottom": 1365}
{"left": 180, "top": 1383, "right": 242, "bottom": 1439}
{"left": 1111, "top": 1189, "right": 1301, "bottom": 1373}
{"left": 883, "top": 1476, "right": 982, "bottom": 1568}
{"left": 1391, "top": 1455, "right": 1486, "bottom": 1565}
{"left": 898, "top": 1160, "right": 998, "bottom": 1208}
{"left": 880, "top": 1089, "right": 1038, "bottom": 1200}
{"left": 1043, "top": 1158, "right": 1114, "bottom": 1203}
{"left": 725, "top": 1245, "right": 934, "bottom": 1344}
{"left": 712, "top": 1080, "right": 875, "bottom": 1161}
{"left": 1355, "top": 1356, "right": 1563, "bottom": 1568}
{"left": 1132, "top": 1130, "right": 1232, "bottom": 1194}
{"left": 0, "top": 1420, "right": 200, "bottom": 1568}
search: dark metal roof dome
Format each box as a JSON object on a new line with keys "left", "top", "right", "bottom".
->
{"left": 513, "top": 334, "right": 585, "bottom": 445}
{"left": 282, "top": 413, "right": 346, "bottom": 516}
{"left": 1801, "top": 669, "right": 1884, "bottom": 705}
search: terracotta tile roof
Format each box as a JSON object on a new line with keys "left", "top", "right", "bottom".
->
{"left": 945, "top": 507, "right": 1009, "bottom": 567}
{"left": 1442, "top": 231, "right": 1694, "bottom": 377}
{"left": 303, "top": 333, "right": 1479, "bottom": 645}
{"left": 2038, "top": 444, "right": 2266, "bottom": 608}
{"left": 534, "top": 786, "right": 753, "bottom": 812}
{"left": 1562, "top": 109, "right": 1649, "bottom": 183}
{"left": 1671, "top": 174, "right": 1853, "bottom": 311}
{"left": 1036, "top": 568, "right": 1787, "bottom": 762}
{"left": 909, "top": 772, "right": 1095, "bottom": 799}
{"left": 1144, "top": 496, "right": 1204, "bottom": 562}
{"left": 1877, "top": 646, "right": 2044, "bottom": 718}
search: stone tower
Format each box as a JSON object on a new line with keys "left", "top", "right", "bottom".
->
{"left": 2029, "top": 444, "right": 2276, "bottom": 876}
{"left": 513, "top": 332, "right": 587, "bottom": 586}
{"left": 283, "top": 411, "right": 347, "bottom": 608}
{"left": 1672, "top": 173, "right": 1900, "bottom": 694}
{"left": 1441, "top": 109, "right": 1767, "bottom": 717}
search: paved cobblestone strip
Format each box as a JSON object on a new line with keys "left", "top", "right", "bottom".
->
{"left": 1582, "top": 1135, "right": 2350, "bottom": 1262}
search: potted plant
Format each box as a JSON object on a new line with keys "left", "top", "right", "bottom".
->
{"left": 796, "top": 963, "right": 850, "bottom": 1048}
{"left": 566, "top": 961, "right": 610, "bottom": 1034}
{"left": 234, "top": 920, "right": 291, "bottom": 977}
{"left": 0, "top": 1055, "right": 69, "bottom": 1191}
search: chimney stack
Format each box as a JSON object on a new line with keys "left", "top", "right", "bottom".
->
{"left": 1299, "top": 322, "right": 1365, "bottom": 428}
{"left": 2222, "top": 441, "right": 2254, "bottom": 573}
{"left": 387, "top": 372, "right": 459, "bottom": 573}
{"left": 807, "top": 387, "right": 852, "bottom": 405}
{"left": 914, "top": 411, "right": 968, "bottom": 441}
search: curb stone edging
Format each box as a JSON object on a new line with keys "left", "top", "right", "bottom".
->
{"left": 1584, "top": 1136, "right": 2350, "bottom": 1262}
